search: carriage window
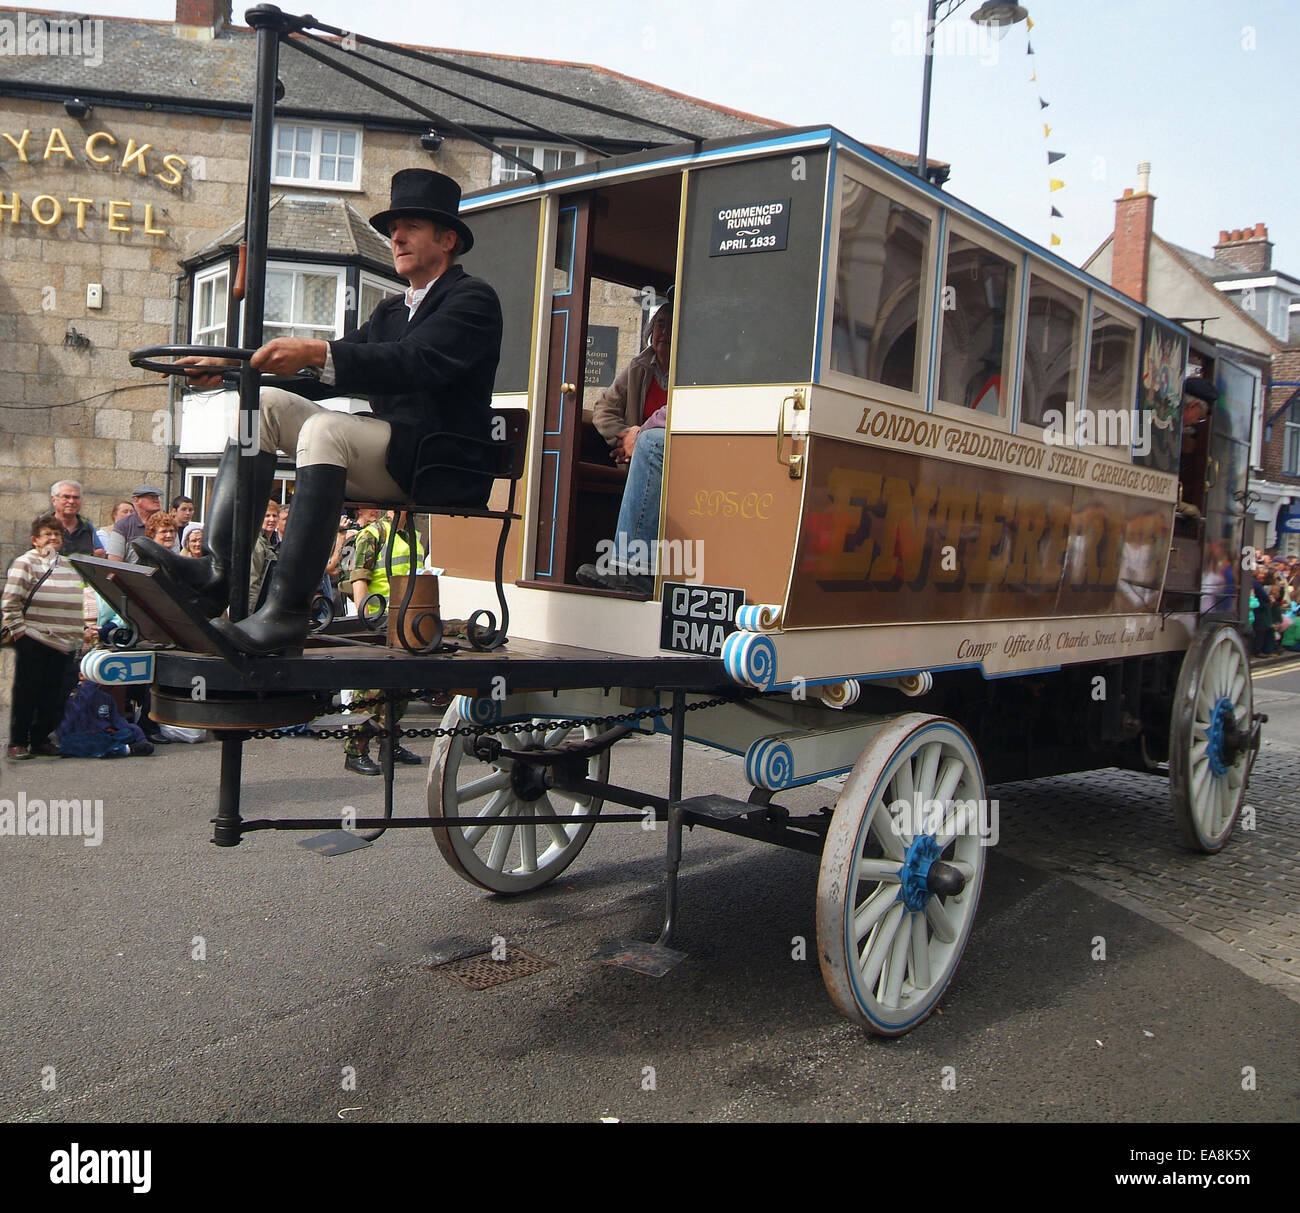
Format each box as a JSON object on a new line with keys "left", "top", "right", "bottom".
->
{"left": 1019, "top": 273, "right": 1082, "bottom": 430}
{"left": 936, "top": 232, "right": 1016, "bottom": 415}
{"left": 553, "top": 206, "right": 577, "bottom": 295}
{"left": 1083, "top": 307, "right": 1136, "bottom": 444}
{"left": 831, "top": 177, "right": 930, "bottom": 394}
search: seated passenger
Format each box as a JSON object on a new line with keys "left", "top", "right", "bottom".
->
{"left": 1175, "top": 376, "right": 1215, "bottom": 518}
{"left": 133, "top": 170, "right": 503, "bottom": 655}
{"left": 577, "top": 300, "right": 672, "bottom": 596}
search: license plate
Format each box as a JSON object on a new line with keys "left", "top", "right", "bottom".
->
{"left": 659, "top": 583, "right": 744, "bottom": 655}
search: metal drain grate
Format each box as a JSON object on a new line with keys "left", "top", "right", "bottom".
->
{"left": 433, "top": 947, "right": 555, "bottom": 990}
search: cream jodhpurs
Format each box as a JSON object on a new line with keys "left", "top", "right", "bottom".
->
{"left": 241, "top": 388, "right": 407, "bottom": 502}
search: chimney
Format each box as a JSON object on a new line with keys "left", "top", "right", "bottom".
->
{"left": 1213, "top": 222, "right": 1273, "bottom": 273}
{"left": 175, "top": 0, "right": 231, "bottom": 41}
{"left": 1112, "top": 162, "right": 1156, "bottom": 304}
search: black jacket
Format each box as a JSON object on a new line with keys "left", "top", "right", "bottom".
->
{"left": 325, "top": 265, "right": 503, "bottom": 496}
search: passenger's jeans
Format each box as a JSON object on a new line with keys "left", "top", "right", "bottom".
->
{"left": 612, "top": 427, "right": 665, "bottom": 572}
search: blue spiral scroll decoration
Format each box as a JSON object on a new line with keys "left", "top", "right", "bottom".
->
{"left": 82, "top": 649, "right": 154, "bottom": 686}
{"left": 455, "top": 695, "right": 502, "bottom": 726}
{"left": 722, "top": 631, "right": 777, "bottom": 690}
{"left": 746, "top": 737, "right": 795, "bottom": 790}
{"left": 735, "top": 603, "right": 782, "bottom": 632}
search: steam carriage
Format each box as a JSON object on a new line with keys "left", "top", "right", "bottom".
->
{"left": 81, "top": 7, "right": 1262, "bottom": 1035}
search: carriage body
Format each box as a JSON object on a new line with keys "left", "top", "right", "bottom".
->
{"left": 431, "top": 127, "right": 1252, "bottom": 703}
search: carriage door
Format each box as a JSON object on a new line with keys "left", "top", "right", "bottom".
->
{"left": 531, "top": 194, "right": 594, "bottom": 582}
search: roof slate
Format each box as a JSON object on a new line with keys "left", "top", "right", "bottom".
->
{"left": 0, "top": 14, "right": 775, "bottom": 145}
{"left": 186, "top": 193, "right": 395, "bottom": 268}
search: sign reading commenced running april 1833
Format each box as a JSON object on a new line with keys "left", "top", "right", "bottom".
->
{"left": 709, "top": 198, "right": 790, "bottom": 257}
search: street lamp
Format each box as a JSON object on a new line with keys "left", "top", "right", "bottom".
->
{"left": 916, "top": 0, "right": 1030, "bottom": 184}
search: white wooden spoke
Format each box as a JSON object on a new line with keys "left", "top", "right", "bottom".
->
{"left": 518, "top": 817, "right": 538, "bottom": 874}
{"left": 869, "top": 805, "right": 907, "bottom": 862}
{"left": 853, "top": 882, "right": 900, "bottom": 939}
{"left": 533, "top": 795, "right": 577, "bottom": 849}
{"left": 881, "top": 910, "right": 913, "bottom": 1007}
{"left": 855, "top": 858, "right": 903, "bottom": 883}
{"left": 454, "top": 770, "right": 511, "bottom": 804}
{"left": 915, "top": 741, "right": 941, "bottom": 804}
{"left": 462, "top": 790, "right": 510, "bottom": 847}
{"left": 925, "top": 895, "right": 957, "bottom": 944}
{"left": 860, "top": 901, "right": 905, "bottom": 991}
{"left": 908, "top": 912, "right": 931, "bottom": 992}
{"left": 486, "top": 817, "right": 518, "bottom": 872}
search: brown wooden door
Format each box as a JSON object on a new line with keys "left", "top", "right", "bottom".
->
{"left": 532, "top": 194, "right": 593, "bottom": 581}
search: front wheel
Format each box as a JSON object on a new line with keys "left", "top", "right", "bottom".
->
{"left": 817, "top": 714, "right": 988, "bottom": 1036}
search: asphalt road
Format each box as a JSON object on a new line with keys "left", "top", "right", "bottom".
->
{"left": 1, "top": 674, "right": 1297, "bottom": 1125}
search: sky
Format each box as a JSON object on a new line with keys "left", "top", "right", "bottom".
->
{"left": 58, "top": 0, "right": 1300, "bottom": 272}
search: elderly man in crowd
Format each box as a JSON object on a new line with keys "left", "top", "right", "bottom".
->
{"left": 50, "top": 480, "right": 105, "bottom": 559}
{"left": 105, "top": 484, "right": 163, "bottom": 562}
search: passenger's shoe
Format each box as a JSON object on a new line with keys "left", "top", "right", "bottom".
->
{"left": 7, "top": 744, "right": 32, "bottom": 760}
{"left": 344, "top": 752, "right": 382, "bottom": 776}
{"left": 382, "top": 743, "right": 422, "bottom": 766}
{"left": 30, "top": 742, "right": 60, "bottom": 758}
{"left": 575, "top": 563, "right": 652, "bottom": 596}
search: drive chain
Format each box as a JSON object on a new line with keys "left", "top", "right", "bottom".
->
{"left": 242, "top": 691, "right": 753, "bottom": 742}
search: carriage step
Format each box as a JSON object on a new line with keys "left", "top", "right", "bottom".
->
{"left": 676, "top": 794, "right": 758, "bottom": 822}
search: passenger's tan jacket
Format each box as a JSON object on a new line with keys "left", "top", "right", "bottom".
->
{"left": 591, "top": 347, "right": 660, "bottom": 446}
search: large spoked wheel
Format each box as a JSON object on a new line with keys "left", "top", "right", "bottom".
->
{"left": 427, "top": 701, "right": 608, "bottom": 893}
{"left": 817, "top": 714, "right": 988, "bottom": 1036}
{"left": 1169, "top": 624, "right": 1253, "bottom": 853}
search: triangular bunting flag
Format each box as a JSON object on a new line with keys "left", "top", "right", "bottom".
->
{"left": 1030, "top": 71, "right": 1037, "bottom": 82}
{"left": 1043, "top": 123, "right": 1052, "bottom": 138}
{"left": 1051, "top": 205, "right": 1063, "bottom": 218}
{"left": 1047, "top": 150, "right": 1066, "bottom": 165}
{"left": 1027, "top": 40, "right": 1034, "bottom": 54}
{"left": 1050, "top": 234, "right": 1062, "bottom": 247}
{"left": 1039, "top": 97, "right": 1050, "bottom": 109}
{"left": 1026, "top": 16, "right": 1034, "bottom": 30}
{"left": 1049, "top": 178, "right": 1065, "bottom": 192}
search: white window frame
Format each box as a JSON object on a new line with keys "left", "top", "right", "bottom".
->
{"left": 358, "top": 270, "right": 403, "bottom": 327}
{"left": 192, "top": 264, "right": 230, "bottom": 347}
{"left": 262, "top": 262, "right": 348, "bottom": 342}
{"left": 492, "top": 142, "right": 585, "bottom": 186}
{"left": 1285, "top": 403, "right": 1300, "bottom": 478}
{"left": 271, "top": 122, "right": 363, "bottom": 190}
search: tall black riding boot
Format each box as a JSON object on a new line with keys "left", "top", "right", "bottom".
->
{"left": 133, "top": 440, "right": 278, "bottom": 615}
{"left": 212, "top": 464, "right": 347, "bottom": 655}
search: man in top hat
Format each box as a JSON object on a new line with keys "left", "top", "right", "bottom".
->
{"left": 135, "top": 169, "right": 503, "bottom": 655}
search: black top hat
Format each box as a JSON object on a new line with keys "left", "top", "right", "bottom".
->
{"left": 369, "top": 169, "right": 474, "bottom": 253}
{"left": 1182, "top": 376, "right": 1218, "bottom": 404}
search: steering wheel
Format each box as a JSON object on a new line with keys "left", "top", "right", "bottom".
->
{"left": 129, "top": 344, "right": 258, "bottom": 377}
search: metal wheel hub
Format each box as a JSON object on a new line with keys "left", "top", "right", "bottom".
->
{"left": 509, "top": 755, "right": 549, "bottom": 801}
{"left": 1207, "top": 696, "right": 1237, "bottom": 777}
{"left": 900, "top": 833, "right": 942, "bottom": 911}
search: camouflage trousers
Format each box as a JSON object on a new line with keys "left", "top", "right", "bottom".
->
{"left": 343, "top": 690, "right": 410, "bottom": 758}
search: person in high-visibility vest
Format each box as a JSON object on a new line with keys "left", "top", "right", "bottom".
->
{"left": 344, "top": 511, "right": 426, "bottom": 776}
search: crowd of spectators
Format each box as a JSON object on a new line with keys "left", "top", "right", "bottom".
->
{"left": 1251, "top": 553, "right": 1300, "bottom": 656}
{"left": 4, "top": 483, "right": 438, "bottom": 768}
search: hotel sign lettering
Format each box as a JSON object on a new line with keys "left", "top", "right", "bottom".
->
{"left": 0, "top": 125, "right": 189, "bottom": 238}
